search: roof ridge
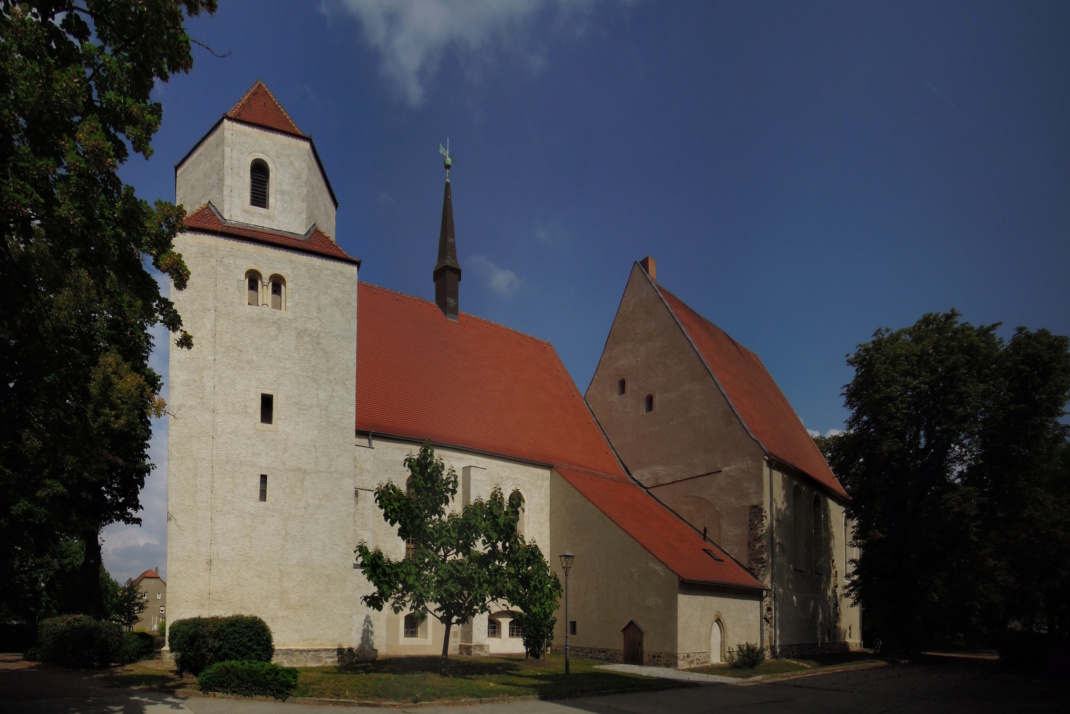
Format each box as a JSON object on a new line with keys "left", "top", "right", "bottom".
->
{"left": 227, "top": 80, "right": 303, "bottom": 136}
{"left": 360, "top": 282, "right": 554, "bottom": 347}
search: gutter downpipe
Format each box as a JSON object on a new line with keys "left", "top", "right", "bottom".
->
{"left": 768, "top": 458, "right": 778, "bottom": 656}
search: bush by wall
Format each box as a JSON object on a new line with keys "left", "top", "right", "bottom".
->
{"left": 169, "top": 615, "right": 274, "bottom": 675}
{"left": 119, "top": 631, "right": 157, "bottom": 664}
{"left": 727, "top": 642, "right": 766, "bottom": 669}
{"left": 197, "top": 660, "right": 297, "bottom": 700}
{"left": 36, "top": 615, "right": 122, "bottom": 668}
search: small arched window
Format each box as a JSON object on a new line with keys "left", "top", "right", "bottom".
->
{"left": 250, "top": 159, "right": 269, "bottom": 208}
{"left": 644, "top": 394, "right": 654, "bottom": 413}
{"left": 245, "top": 270, "right": 262, "bottom": 306}
{"left": 269, "top": 275, "right": 286, "bottom": 311}
{"left": 618, "top": 378, "right": 626, "bottom": 396}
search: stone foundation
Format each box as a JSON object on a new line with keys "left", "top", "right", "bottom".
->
{"left": 552, "top": 645, "right": 707, "bottom": 669}
{"left": 458, "top": 643, "right": 490, "bottom": 656}
{"left": 272, "top": 646, "right": 377, "bottom": 667}
{"left": 771, "top": 640, "right": 860, "bottom": 658}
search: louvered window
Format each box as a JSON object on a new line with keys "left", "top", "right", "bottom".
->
{"left": 250, "top": 160, "right": 269, "bottom": 208}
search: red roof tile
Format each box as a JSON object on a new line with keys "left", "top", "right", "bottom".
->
{"left": 132, "top": 568, "right": 165, "bottom": 586}
{"left": 226, "top": 81, "right": 304, "bottom": 137}
{"left": 356, "top": 283, "right": 623, "bottom": 476}
{"left": 555, "top": 465, "right": 765, "bottom": 589}
{"left": 657, "top": 285, "right": 849, "bottom": 500}
{"left": 184, "top": 204, "right": 360, "bottom": 266}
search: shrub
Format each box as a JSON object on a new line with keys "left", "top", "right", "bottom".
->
{"left": 727, "top": 642, "right": 766, "bottom": 669}
{"left": 36, "top": 615, "right": 122, "bottom": 668}
{"left": 169, "top": 615, "right": 274, "bottom": 675}
{"left": 119, "top": 631, "right": 157, "bottom": 664}
{"left": 197, "top": 660, "right": 297, "bottom": 700}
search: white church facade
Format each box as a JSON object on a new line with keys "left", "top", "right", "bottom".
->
{"left": 166, "top": 82, "right": 854, "bottom": 667}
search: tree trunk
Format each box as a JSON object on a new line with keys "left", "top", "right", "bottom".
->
{"left": 441, "top": 620, "right": 452, "bottom": 661}
{"left": 77, "top": 530, "right": 104, "bottom": 618}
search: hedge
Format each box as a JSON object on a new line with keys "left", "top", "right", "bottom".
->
{"left": 197, "top": 660, "right": 298, "bottom": 700}
{"left": 169, "top": 615, "right": 274, "bottom": 675}
{"left": 36, "top": 615, "right": 122, "bottom": 668}
{"left": 119, "top": 631, "right": 157, "bottom": 664}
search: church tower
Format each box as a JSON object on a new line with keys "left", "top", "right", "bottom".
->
{"left": 166, "top": 82, "right": 361, "bottom": 650}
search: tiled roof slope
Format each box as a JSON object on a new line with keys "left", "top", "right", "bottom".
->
{"left": 226, "top": 81, "right": 304, "bottom": 137}
{"left": 184, "top": 203, "right": 360, "bottom": 266}
{"left": 356, "top": 283, "right": 624, "bottom": 477}
{"left": 556, "top": 466, "right": 764, "bottom": 589}
{"left": 132, "top": 568, "right": 164, "bottom": 586}
{"left": 657, "top": 285, "right": 849, "bottom": 500}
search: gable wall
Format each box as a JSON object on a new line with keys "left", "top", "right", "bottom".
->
{"left": 586, "top": 264, "right": 765, "bottom": 569}
{"left": 676, "top": 583, "right": 762, "bottom": 666}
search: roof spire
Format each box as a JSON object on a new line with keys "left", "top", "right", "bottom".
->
{"left": 434, "top": 141, "right": 461, "bottom": 320}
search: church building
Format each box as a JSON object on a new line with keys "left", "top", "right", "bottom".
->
{"left": 166, "top": 82, "right": 845, "bottom": 667}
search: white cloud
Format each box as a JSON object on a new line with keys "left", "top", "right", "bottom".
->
{"left": 469, "top": 254, "right": 522, "bottom": 297}
{"left": 807, "top": 426, "right": 844, "bottom": 439}
{"left": 323, "top": 0, "right": 599, "bottom": 107}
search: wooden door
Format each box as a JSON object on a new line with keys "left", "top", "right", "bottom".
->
{"left": 622, "top": 621, "right": 644, "bottom": 665}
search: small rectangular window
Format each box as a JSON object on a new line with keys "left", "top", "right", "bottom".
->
{"left": 569, "top": 621, "right": 577, "bottom": 636}
{"left": 487, "top": 619, "right": 499, "bottom": 638}
{"left": 160, "top": 606, "right": 165, "bottom": 614}
{"left": 260, "top": 393, "right": 274, "bottom": 424}
{"left": 157, "top": 592, "right": 161, "bottom": 600}
{"left": 259, "top": 474, "right": 267, "bottom": 502}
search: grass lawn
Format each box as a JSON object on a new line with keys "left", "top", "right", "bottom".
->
{"left": 690, "top": 651, "right": 885, "bottom": 680}
{"left": 96, "top": 661, "right": 194, "bottom": 690}
{"left": 294, "top": 654, "right": 687, "bottom": 702}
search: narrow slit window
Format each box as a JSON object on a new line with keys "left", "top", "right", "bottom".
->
{"left": 569, "top": 621, "right": 577, "bottom": 635}
{"left": 618, "top": 378, "right": 626, "bottom": 396}
{"left": 259, "top": 474, "right": 267, "bottom": 502}
{"left": 644, "top": 394, "right": 654, "bottom": 413}
{"left": 250, "top": 160, "right": 269, "bottom": 208}
{"left": 260, "top": 393, "right": 274, "bottom": 425}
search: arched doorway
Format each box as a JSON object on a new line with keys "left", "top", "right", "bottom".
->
{"left": 622, "top": 620, "right": 644, "bottom": 665}
{"left": 710, "top": 619, "right": 725, "bottom": 664}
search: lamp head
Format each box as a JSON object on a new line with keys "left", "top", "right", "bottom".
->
{"left": 559, "top": 551, "right": 574, "bottom": 575}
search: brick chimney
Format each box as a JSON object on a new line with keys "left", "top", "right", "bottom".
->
{"left": 433, "top": 175, "right": 462, "bottom": 320}
{"left": 640, "top": 256, "right": 656, "bottom": 281}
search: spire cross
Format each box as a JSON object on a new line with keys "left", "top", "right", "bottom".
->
{"left": 439, "top": 139, "right": 452, "bottom": 180}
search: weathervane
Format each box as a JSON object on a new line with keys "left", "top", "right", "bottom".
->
{"left": 439, "top": 138, "right": 452, "bottom": 180}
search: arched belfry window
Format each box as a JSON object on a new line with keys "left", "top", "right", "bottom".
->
{"left": 245, "top": 270, "right": 262, "bottom": 306}
{"left": 250, "top": 159, "right": 269, "bottom": 208}
{"left": 269, "top": 275, "right": 286, "bottom": 311}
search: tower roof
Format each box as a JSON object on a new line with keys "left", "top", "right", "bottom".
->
{"left": 226, "top": 80, "right": 304, "bottom": 137}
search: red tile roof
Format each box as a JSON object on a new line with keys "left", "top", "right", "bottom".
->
{"left": 184, "top": 203, "right": 360, "bottom": 266}
{"left": 226, "top": 81, "right": 304, "bottom": 137}
{"left": 356, "top": 282, "right": 623, "bottom": 476}
{"left": 555, "top": 466, "right": 765, "bottom": 589}
{"left": 656, "top": 284, "right": 849, "bottom": 500}
{"left": 132, "top": 568, "right": 165, "bottom": 586}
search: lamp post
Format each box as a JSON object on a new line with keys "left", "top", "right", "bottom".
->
{"left": 559, "top": 551, "right": 574, "bottom": 675}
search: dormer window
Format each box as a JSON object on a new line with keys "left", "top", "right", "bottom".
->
{"left": 250, "top": 159, "right": 269, "bottom": 208}
{"left": 246, "top": 270, "right": 262, "bottom": 306}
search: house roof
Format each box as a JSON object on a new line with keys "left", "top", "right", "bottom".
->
{"left": 132, "top": 568, "right": 165, "bottom": 586}
{"left": 555, "top": 465, "right": 765, "bottom": 590}
{"left": 184, "top": 203, "right": 360, "bottom": 266}
{"left": 655, "top": 282, "right": 848, "bottom": 499}
{"left": 226, "top": 80, "right": 304, "bottom": 137}
{"left": 356, "top": 282, "right": 623, "bottom": 476}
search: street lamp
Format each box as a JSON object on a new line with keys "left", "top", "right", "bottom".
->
{"left": 559, "top": 551, "right": 574, "bottom": 675}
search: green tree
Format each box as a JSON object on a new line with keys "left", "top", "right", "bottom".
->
{"left": 113, "top": 578, "right": 147, "bottom": 631}
{"left": 0, "top": 0, "right": 215, "bottom": 620}
{"left": 505, "top": 542, "right": 561, "bottom": 659}
{"left": 355, "top": 443, "right": 557, "bottom": 661}
{"left": 830, "top": 311, "right": 1070, "bottom": 653}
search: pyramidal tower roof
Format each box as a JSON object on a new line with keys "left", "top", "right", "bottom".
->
{"left": 226, "top": 80, "right": 304, "bottom": 137}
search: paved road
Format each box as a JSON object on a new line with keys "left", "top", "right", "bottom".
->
{"left": 1, "top": 654, "right": 1064, "bottom": 713}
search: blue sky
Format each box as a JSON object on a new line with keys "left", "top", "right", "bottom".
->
{"left": 103, "top": 0, "right": 1070, "bottom": 582}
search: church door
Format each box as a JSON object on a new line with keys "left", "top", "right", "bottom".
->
{"left": 622, "top": 621, "right": 644, "bottom": 665}
{"left": 710, "top": 619, "right": 724, "bottom": 664}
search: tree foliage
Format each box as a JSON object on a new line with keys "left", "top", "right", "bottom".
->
{"left": 355, "top": 442, "right": 561, "bottom": 660}
{"left": 0, "top": 0, "right": 215, "bottom": 620}
{"left": 829, "top": 311, "right": 1070, "bottom": 653}
{"left": 113, "top": 578, "right": 146, "bottom": 631}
